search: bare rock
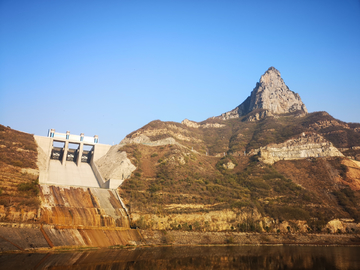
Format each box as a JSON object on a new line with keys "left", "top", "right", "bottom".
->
{"left": 201, "top": 123, "right": 226, "bottom": 128}
{"left": 95, "top": 144, "right": 136, "bottom": 181}
{"left": 324, "top": 219, "right": 359, "bottom": 233}
{"left": 121, "top": 134, "right": 151, "bottom": 144}
{"left": 181, "top": 119, "right": 200, "bottom": 128}
{"left": 178, "top": 156, "right": 186, "bottom": 165}
{"left": 223, "top": 161, "right": 235, "bottom": 170}
{"left": 181, "top": 119, "right": 225, "bottom": 129}
{"left": 219, "top": 67, "right": 308, "bottom": 120}
{"left": 253, "top": 132, "right": 343, "bottom": 165}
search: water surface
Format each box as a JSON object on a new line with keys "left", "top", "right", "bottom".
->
{"left": 1, "top": 246, "right": 360, "bottom": 269}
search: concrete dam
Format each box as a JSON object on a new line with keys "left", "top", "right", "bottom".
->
{"left": 36, "top": 129, "right": 123, "bottom": 189}
{"left": 0, "top": 130, "right": 141, "bottom": 253}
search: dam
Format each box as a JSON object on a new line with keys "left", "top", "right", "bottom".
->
{"left": 0, "top": 129, "right": 142, "bottom": 253}
{"left": 34, "top": 130, "right": 131, "bottom": 226}
{"left": 35, "top": 129, "right": 122, "bottom": 189}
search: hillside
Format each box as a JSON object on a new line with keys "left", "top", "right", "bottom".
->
{"left": 117, "top": 68, "right": 360, "bottom": 232}
{"left": 119, "top": 138, "right": 360, "bottom": 232}
{"left": 0, "top": 125, "right": 40, "bottom": 222}
{"left": 122, "top": 111, "right": 360, "bottom": 159}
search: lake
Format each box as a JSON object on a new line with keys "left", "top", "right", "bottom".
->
{"left": 1, "top": 245, "right": 360, "bottom": 269}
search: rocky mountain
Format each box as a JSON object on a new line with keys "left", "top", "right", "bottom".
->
{"left": 218, "top": 67, "right": 308, "bottom": 121}
{"left": 117, "top": 67, "right": 360, "bottom": 233}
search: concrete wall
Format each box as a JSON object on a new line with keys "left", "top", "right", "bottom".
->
{"left": 47, "top": 160, "right": 100, "bottom": 187}
{"left": 90, "top": 158, "right": 107, "bottom": 188}
{"left": 92, "top": 143, "right": 112, "bottom": 162}
{"left": 34, "top": 135, "right": 52, "bottom": 184}
{"left": 34, "top": 135, "right": 112, "bottom": 188}
{"left": 89, "top": 143, "right": 111, "bottom": 188}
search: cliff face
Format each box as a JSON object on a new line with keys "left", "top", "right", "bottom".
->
{"left": 254, "top": 133, "right": 344, "bottom": 164}
{"left": 219, "top": 67, "right": 308, "bottom": 120}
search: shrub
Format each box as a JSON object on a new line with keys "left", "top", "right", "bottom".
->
{"left": 339, "top": 164, "right": 348, "bottom": 178}
{"left": 20, "top": 198, "right": 40, "bottom": 207}
{"left": 148, "top": 184, "right": 161, "bottom": 194}
{"left": 333, "top": 188, "right": 360, "bottom": 221}
{"left": 225, "top": 236, "right": 234, "bottom": 244}
{"left": 18, "top": 179, "right": 39, "bottom": 196}
{"left": 134, "top": 216, "right": 147, "bottom": 229}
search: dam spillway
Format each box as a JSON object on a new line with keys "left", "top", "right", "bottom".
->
{"left": 33, "top": 130, "right": 132, "bottom": 227}
{"left": 34, "top": 130, "right": 112, "bottom": 188}
{"left": 40, "top": 185, "right": 129, "bottom": 227}
{"left": 46, "top": 160, "right": 100, "bottom": 187}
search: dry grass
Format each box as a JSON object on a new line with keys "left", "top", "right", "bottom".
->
{"left": 124, "top": 112, "right": 360, "bottom": 157}
{"left": 0, "top": 125, "right": 40, "bottom": 220}
{"left": 120, "top": 110, "right": 360, "bottom": 230}
{"left": 0, "top": 125, "right": 38, "bottom": 169}
{"left": 120, "top": 144, "right": 338, "bottom": 228}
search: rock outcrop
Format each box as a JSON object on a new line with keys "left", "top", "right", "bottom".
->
{"left": 253, "top": 132, "right": 344, "bottom": 164}
{"left": 122, "top": 125, "right": 202, "bottom": 144}
{"left": 121, "top": 134, "right": 177, "bottom": 146}
{"left": 219, "top": 67, "right": 308, "bottom": 120}
{"left": 181, "top": 119, "right": 201, "bottom": 128}
{"left": 324, "top": 219, "right": 360, "bottom": 233}
{"left": 181, "top": 119, "right": 225, "bottom": 129}
{"left": 223, "top": 160, "right": 235, "bottom": 170}
{"left": 96, "top": 144, "right": 136, "bottom": 181}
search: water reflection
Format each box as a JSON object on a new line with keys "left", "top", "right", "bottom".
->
{"left": 1, "top": 246, "right": 360, "bottom": 270}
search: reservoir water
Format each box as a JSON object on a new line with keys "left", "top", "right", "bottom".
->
{"left": 1, "top": 246, "right": 360, "bottom": 269}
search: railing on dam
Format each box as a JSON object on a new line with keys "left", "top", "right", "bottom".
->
{"left": 48, "top": 129, "right": 99, "bottom": 144}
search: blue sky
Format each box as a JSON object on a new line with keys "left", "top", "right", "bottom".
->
{"left": 1, "top": 0, "right": 360, "bottom": 145}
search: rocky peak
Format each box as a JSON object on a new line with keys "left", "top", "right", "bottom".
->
{"left": 219, "top": 67, "right": 308, "bottom": 120}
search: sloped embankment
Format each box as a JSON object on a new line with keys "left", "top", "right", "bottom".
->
{"left": 40, "top": 185, "right": 129, "bottom": 227}
{"left": 0, "top": 223, "right": 142, "bottom": 252}
{"left": 0, "top": 185, "right": 144, "bottom": 252}
{"left": 0, "top": 125, "right": 40, "bottom": 222}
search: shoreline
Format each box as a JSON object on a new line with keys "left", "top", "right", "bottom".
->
{"left": 2, "top": 242, "right": 360, "bottom": 255}
{"left": 1, "top": 228, "right": 360, "bottom": 255}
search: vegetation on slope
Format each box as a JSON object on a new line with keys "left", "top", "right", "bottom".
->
{"left": 119, "top": 143, "right": 359, "bottom": 231}
{"left": 275, "top": 158, "right": 360, "bottom": 222}
{"left": 0, "top": 125, "right": 37, "bottom": 168}
{"left": 120, "top": 110, "right": 360, "bottom": 231}
{"left": 0, "top": 125, "right": 40, "bottom": 220}
{"left": 124, "top": 112, "right": 360, "bottom": 159}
